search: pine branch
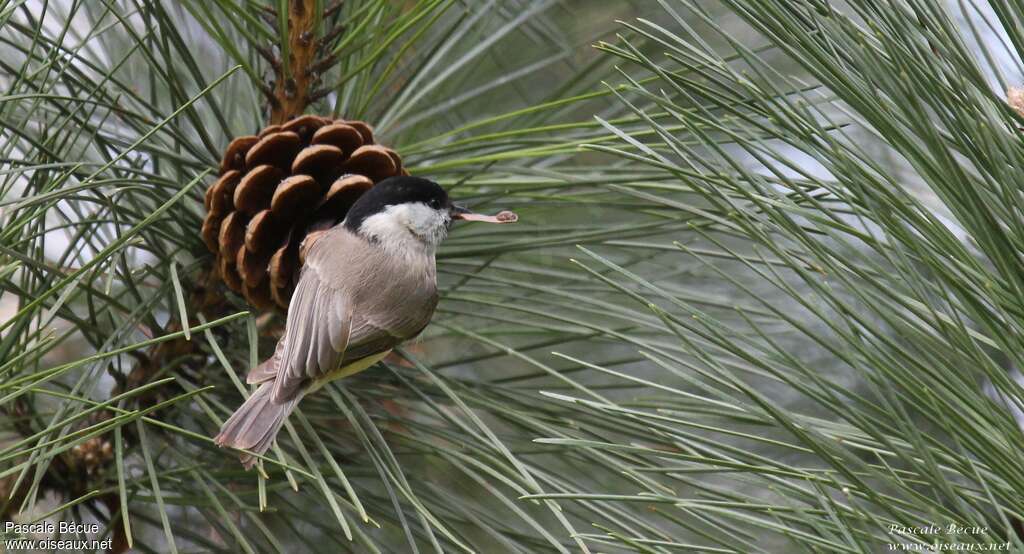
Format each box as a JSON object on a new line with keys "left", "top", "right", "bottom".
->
{"left": 270, "top": 0, "right": 324, "bottom": 124}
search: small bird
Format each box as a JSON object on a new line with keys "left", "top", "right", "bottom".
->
{"left": 214, "top": 176, "right": 517, "bottom": 468}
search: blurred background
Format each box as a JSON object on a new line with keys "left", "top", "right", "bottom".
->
{"left": 2, "top": 1, "right": 1024, "bottom": 552}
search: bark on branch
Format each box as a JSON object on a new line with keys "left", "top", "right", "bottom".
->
{"left": 270, "top": 0, "right": 322, "bottom": 124}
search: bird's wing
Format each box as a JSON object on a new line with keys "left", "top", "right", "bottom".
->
{"left": 270, "top": 258, "right": 354, "bottom": 402}
{"left": 268, "top": 227, "right": 436, "bottom": 402}
{"left": 313, "top": 225, "right": 438, "bottom": 366}
{"left": 341, "top": 295, "right": 438, "bottom": 364}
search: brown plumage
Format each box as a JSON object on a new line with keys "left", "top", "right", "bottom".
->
{"left": 214, "top": 225, "right": 437, "bottom": 468}
{"left": 213, "top": 176, "right": 517, "bottom": 469}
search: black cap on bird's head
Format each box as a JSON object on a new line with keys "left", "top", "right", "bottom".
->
{"left": 343, "top": 176, "right": 448, "bottom": 232}
{"left": 343, "top": 176, "right": 517, "bottom": 234}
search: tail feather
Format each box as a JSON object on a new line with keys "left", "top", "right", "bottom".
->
{"left": 214, "top": 382, "right": 300, "bottom": 469}
{"left": 246, "top": 356, "right": 277, "bottom": 384}
{"left": 247, "top": 339, "right": 284, "bottom": 384}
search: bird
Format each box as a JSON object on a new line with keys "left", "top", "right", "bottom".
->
{"left": 214, "top": 175, "right": 517, "bottom": 468}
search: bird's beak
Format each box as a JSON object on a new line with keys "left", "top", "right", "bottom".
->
{"left": 450, "top": 204, "right": 518, "bottom": 224}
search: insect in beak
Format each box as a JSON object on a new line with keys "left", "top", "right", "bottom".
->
{"left": 450, "top": 204, "right": 518, "bottom": 224}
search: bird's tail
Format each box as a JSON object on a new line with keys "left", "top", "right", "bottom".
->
{"left": 214, "top": 382, "right": 300, "bottom": 469}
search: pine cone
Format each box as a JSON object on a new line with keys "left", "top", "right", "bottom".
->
{"left": 67, "top": 411, "right": 114, "bottom": 478}
{"left": 69, "top": 436, "right": 114, "bottom": 477}
{"left": 201, "top": 116, "right": 408, "bottom": 311}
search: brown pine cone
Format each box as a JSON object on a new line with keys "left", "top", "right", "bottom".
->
{"left": 201, "top": 116, "right": 409, "bottom": 311}
{"left": 67, "top": 411, "right": 114, "bottom": 478}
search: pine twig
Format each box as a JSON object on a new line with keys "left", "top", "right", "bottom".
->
{"left": 323, "top": 1, "right": 343, "bottom": 20}
{"left": 269, "top": 0, "right": 325, "bottom": 124}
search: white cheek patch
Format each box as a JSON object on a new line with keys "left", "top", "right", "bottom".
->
{"left": 359, "top": 203, "right": 449, "bottom": 257}
{"left": 403, "top": 203, "right": 449, "bottom": 239}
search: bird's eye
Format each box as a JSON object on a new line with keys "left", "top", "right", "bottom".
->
{"left": 429, "top": 198, "right": 441, "bottom": 209}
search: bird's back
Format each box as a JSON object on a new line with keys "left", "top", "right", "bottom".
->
{"left": 311, "top": 225, "right": 439, "bottom": 348}
{"left": 283, "top": 225, "right": 438, "bottom": 382}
